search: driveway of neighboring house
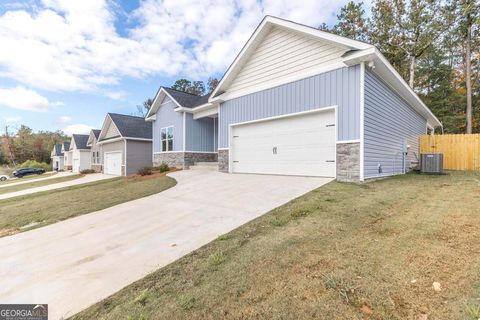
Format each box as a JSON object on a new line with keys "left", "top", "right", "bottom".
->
{"left": 0, "top": 173, "right": 116, "bottom": 200}
{"left": 0, "top": 172, "right": 75, "bottom": 189}
{"left": 0, "top": 169, "right": 331, "bottom": 319}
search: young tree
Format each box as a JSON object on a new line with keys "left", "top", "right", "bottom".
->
{"left": 207, "top": 77, "right": 219, "bottom": 93}
{"left": 171, "top": 79, "right": 206, "bottom": 96}
{"left": 369, "top": 0, "right": 455, "bottom": 88}
{"left": 332, "top": 1, "right": 369, "bottom": 41}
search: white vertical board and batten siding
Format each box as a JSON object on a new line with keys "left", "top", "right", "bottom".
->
{"left": 364, "top": 69, "right": 427, "bottom": 178}
{"left": 219, "top": 65, "right": 361, "bottom": 149}
{"left": 225, "top": 27, "right": 350, "bottom": 99}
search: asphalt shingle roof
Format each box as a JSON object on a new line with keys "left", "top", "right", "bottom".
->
{"left": 107, "top": 113, "right": 152, "bottom": 140}
{"left": 72, "top": 134, "right": 90, "bottom": 150}
{"left": 63, "top": 141, "right": 70, "bottom": 151}
{"left": 53, "top": 144, "right": 63, "bottom": 156}
{"left": 163, "top": 87, "right": 210, "bottom": 108}
{"left": 92, "top": 129, "right": 101, "bottom": 139}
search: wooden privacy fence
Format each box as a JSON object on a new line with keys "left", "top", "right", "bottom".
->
{"left": 419, "top": 134, "right": 480, "bottom": 171}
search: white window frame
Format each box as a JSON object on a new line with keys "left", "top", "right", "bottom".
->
{"left": 161, "top": 126, "right": 174, "bottom": 152}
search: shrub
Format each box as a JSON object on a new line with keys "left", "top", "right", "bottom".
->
{"left": 80, "top": 169, "right": 96, "bottom": 174}
{"left": 17, "top": 160, "right": 51, "bottom": 171}
{"left": 158, "top": 162, "right": 169, "bottom": 173}
{"left": 138, "top": 166, "right": 153, "bottom": 176}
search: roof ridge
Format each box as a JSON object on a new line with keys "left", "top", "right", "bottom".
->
{"left": 164, "top": 87, "right": 204, "bottom": 97}
{"left": 108, "top": 112, "right": 145, "bottom": 119}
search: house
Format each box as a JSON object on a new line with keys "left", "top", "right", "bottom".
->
{"left": 86, "top": 129, "right": 102, "bottom": 172}
{"left": 50, "top": 144, "right": 64, "bottom": 171}
{"left": 69, "top": 134, "right": 91, "bottom": 173}
{"left": 145, "top": 88, "right": 217, "bottom": 168}
{"left": 146, "top": 16, "right": 442, "bottom": 182}
{"left": 97, "top": 113, "right": 152, "bottom": 176}
{"left": 61, "top": 141, "right": 71, "bottom": 170}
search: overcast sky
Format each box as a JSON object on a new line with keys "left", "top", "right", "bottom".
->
{"left": 0, "top": 0, "right": 368, "bottom": 134}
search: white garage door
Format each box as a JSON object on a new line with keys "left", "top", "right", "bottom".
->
{"left": 231, "top": 110, "right": 336, "bottom": 177}
{"left": 104, "top": 152, "right": 122, "bottom": 176}
{"left": 72, "top": 159, "right": 80, "bottom": 173}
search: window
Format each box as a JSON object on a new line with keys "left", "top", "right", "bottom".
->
{"left": 92, "top": 153, "right": 95, "bottom": 163}
{"left": 161, "top": 126, "right": 174, "bottom": 152}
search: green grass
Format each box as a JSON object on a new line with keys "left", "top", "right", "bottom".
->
{"left": 72, "top": 171, "right": 480, "bottom": 320}
{"left": 0, "top": 174, "right": 83, "bottom": 195}
{"left": 0, "top": 174, "right": 176, "bottom": 236}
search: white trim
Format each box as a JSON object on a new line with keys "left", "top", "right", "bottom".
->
{"left": 97, "top": 137, "right": 123, "bottom": 145}
{"left": 210, "top": 15, "right": 371, "bottom": 100}
{"left": 359, "top": 62, "right": 365, "bottom": 182}
{"left": 160, "top": 126, "right": 174, "bottom": 152}
{"left": 124, "top": 139, "right": 127, "bottom": 176}
{"left": 228, "top": 106, "right": 338, "bottom": 178}
{"left": 212, "top": 63, "right": 345, "bottom": 102}
{"left": 124, "top": 137, "right": 152, "bottom": 141}
{"left": 229, "top": 106, "right": 337, "bottom": 127}
{"left": 336, "top": 139, "right": 361, "bottom": 144}
{"left": 182, "top": 112, "right": 186, "bottom": 152}
{"left": 146, "top": 87, "right": 183, "bottom": 118}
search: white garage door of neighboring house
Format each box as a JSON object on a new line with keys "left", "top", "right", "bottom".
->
{"left": 231, "top": 109, "right": 336, "bottom": 177}
{"left": 104, "top": 152, "right": 122, "bottom": 176}
{"left": 72, "top": 159, "right": 80, "bottom": 173}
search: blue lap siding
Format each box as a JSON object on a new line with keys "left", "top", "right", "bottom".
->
{"left": 218, "top": 65, "right": 361, "bottom": 149}
{"left": 364, "top": 69, "right": 426, "bottom": 178}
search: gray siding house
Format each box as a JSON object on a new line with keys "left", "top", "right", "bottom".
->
{"left": 97, "top": 113, "right": 152, "bottom": 176}
{"left": 50, "top": 144, "right": 64, "bottom": 171}
{"left": 146, "top": 16, "right": 441, "bottom": 182}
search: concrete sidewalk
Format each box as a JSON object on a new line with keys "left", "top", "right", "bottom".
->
{"left": 0, "top": 169, "right": 331, "bottom": 319}
{"left": 0, "top": 173, "right": 116, "bottom": 200}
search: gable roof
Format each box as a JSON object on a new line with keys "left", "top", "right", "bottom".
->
{"left": 146, "top": 87, "right": 211, "bottom": 118}
{"left": 62, "top": 141, "right": 70, "bottom": 152}
{"left": 72, "top": 134, "right": 90, "bottom": 150}
{"left": 210, "top": 15, "right": 441, "bottom": 128}
{"left": 52, "top": 144, "right": 63, "bottom": 156}
{"left": 101, "top": 113, "right": 152, "bottom": 140}
{"left": 86, "top": 129, "right": 102, "bottom": 147}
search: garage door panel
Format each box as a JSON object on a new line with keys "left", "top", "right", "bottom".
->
{"left": 104, "top": 152, "right": 122, "bottom": 176}
{"left": 231, "top": 110, "right": 336, "bottom": 177}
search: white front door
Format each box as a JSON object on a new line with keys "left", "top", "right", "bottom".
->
{"left": 72, "top": 159, "right": 80, "bottom": 173}
{"left": 104, "top": 152, "right": 122, "bottom": 176}
{"left": 231, "top": 109, "right": 336, "bottom": 177}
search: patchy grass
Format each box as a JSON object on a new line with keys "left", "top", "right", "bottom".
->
{"left": 0, "top": 174, "right": 82, "bottom": 194}
{"left": 72, "top": 171, "right": 480, "bottom": 320}
{"left": 0, "top": 174, "right": 176, "bottom": 236}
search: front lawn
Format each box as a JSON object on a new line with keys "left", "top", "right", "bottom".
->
{"left": 0, "top": 172, "right": 56, "bottom": 185}
{"left": 0, "top": 173, "right": 176, "bottom": 236}
{"left": 73, "top": 171, "right": 480, "bottom": 320}
{"left": 0, "top": 174, "right": 83, "bottom": 195}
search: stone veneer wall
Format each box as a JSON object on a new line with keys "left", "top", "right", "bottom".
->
{"left": 91, "top": 164, "right": 102, "bottom": 173}
{"left": 154, "top": 152, "right": 217, "bottom": 169}
{"left": 218, "top": 150, "right": 229, "bottom": 172}
{"left": 336, "top": 142, "right": 360, "bottom": 182}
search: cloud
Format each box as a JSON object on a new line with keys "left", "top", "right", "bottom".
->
{"left": 3, "top": 116, "right": 22, "bottom": 125}
{"left": 55, "top": 115, "right": 72, "bottom": 124}
{"left": 62, "top": 123, "right": 93, "bottom": 135}
{"left": 0, "top": 86, "right": 51, "bottom": 111}
{"left": 104, "top": 90, "right": 127, "bottom": 100}
{"left": 0, "top": 0, "right": 354, "bottom": 96}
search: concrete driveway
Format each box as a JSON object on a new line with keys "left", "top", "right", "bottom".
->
{"left": 0, "top": 169, "right": 331, "bottom": 319}
{"left": 0, "top": 173, "right": 115, "bottom": 200}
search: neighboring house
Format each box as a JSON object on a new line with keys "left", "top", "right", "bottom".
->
{"left": 87, "top": 129, "right": 102, "bottom": 172}
{"left": 61, "top": 141, "right": 71, "bottom": 170}
{"left": 145, "top": 88, "right": 217, "bottom": 168}
{"left": 50, "top": 144, "right": 64, "bottom": 171}
{"left": 69, "top": 134, "right": 91, "bottom": 173}
{"left": 97, "top": 113, "right": 152, "bottom": 176}
{"left": 147, "top": 16, "right": 442, "bottom": 182}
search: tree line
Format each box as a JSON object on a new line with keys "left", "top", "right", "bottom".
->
{"left": 322, "top": 0, "right": 479, "bottom": 133}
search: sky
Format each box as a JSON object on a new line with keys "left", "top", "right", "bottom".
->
{"left": 0, "top": 0, "right": 366, "bottom": 135}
